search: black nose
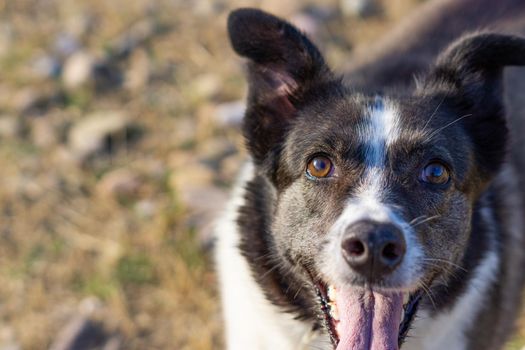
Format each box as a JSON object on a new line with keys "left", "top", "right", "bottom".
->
{"left": 341, "top": 220, "right": 406, "bottom": 281}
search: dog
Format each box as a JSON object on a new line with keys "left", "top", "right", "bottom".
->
{"left": 215, "top": 2, "right": 525, "bottom": 349}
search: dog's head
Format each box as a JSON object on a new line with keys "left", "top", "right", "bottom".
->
{"left": 228, "top": 8, "right": 525, "bottom": 349}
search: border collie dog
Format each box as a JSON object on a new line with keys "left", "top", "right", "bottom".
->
{"left": 216, "top": 4, "right": 525, "bottom": 350}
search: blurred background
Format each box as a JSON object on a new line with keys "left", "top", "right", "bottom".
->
{"left": 0, "top": 0, "right": 523, "bottom": 349}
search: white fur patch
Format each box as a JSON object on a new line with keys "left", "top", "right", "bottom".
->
{"left": 364, "top": 97, "right": 400, "bottom": 167}
{"left": 214, "top": 162, "right": 313, "bottom": 350}
{"left": 359, "top": 97, "right": 400, "bottom": 198}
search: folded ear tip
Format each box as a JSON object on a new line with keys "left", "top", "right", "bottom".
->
{"left": 227, "top": 8, "right": 257, "bottom": 56}
{"left": 228, "top": 8, "right": 273, "bottom": 40}
{"left": 228, "top": 8, "right": 271, "bottom": 23}
{"left": 227, "top": 8, "right": 256, "bottom": 34}
{"left": 227, "top": 8, "right": 291, "bottom": 59}
{"left": 227, "top": 8, "right": 328, "bottom": 80}
{"left": 437, "top": 32, "right": 525, "bottom": 71}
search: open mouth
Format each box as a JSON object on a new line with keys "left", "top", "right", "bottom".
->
{"left": 315, "top": 281, "right": 423, "bottom": 350}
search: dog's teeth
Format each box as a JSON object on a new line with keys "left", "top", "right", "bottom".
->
{"left": 327, "top": 285, "right": 337, "bottom": 300}
{"left": 335, "top": 320, "right": 342, "bottom": 336}
{"left": 403, "top": 292, "right": 410, "bottom": 305}
{"left": 329, "top": 302, "right": 339, "bottom": 321}
{"left": 401, "top": 293, "right": 410, "bottom": 323}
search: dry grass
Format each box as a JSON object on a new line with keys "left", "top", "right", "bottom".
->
{"left": 0, "top": 0, "right": 523, "bottom": 349}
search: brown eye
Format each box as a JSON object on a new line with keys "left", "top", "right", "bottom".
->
{"left": 307, "top": 156, "right": 333, "bottom": 179}
{"left": 420, "top": 162, "right": 450, "bottom": 185}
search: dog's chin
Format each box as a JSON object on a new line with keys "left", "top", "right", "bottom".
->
{"left": 313, "top": 279, "right": 424, "bottom": 350}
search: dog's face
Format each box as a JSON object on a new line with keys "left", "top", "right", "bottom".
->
{"left": 228, "top": 8, "right": 525, "bottom": 350}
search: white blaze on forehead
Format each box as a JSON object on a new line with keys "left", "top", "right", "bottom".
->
{"left": 363, "top": 97, "right": 400, "bottom": 168}
{"left": 358, "top": 97, "right": 401, "bottom": 202}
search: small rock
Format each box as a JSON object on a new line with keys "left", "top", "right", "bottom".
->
{"left": 0, "top": 326, "right": 20, "bottom": 350}
{"left": 32, "top": 54, "right": 61, "bottom": 78}
{"left": 196, "top": 104, "right": 217, "bottom": 140}
{"left": 259, "top": 0, "right": 299, "bottom": 15}
{"left": 169, "top": 159, "right": 214, "bottom": 190}
{"left": 62, "top": 51, "right": 96, "bottom": 89}
{"left": 302, "top": 5, "right": 338, "bottom": 21}
{"left": 54, "top": 32, "right": 81, "bottom": 57}
{"left": 182, "top": 184, "right": 220, "bottom": 216}
{"left": 31, "top": 118, "right": 57, "bottom": 147}
{"left": 52, "top": 146, "right": 77, "bottom": 164}
{"left": 181, "top": 185, "right": 228, "bottom": 250}
{"left": 12, "top": 88, "right": 39, "bottom": 112}
{"left": 79, "top": 297, "right": 103, "bottom": 316}
{"left": 64, "top": 13, "right": 96, "bottom": 39}
{"left": 191, "top": 74, "right": 221, "bottom": 99}
{"left": 198, "top": 138, "right": 237, "bottom": 162}
{"left": 124, "top": 49, "right": 150, "bottom": 91}
{"left": 92, "top": 61, "right": 123, "bottom": 91}
{"left": 169, "top": 153, "right": 229, "bottom": 249}
{"left": 96, "top": 168, "right": 142, "bottom": 201}
{"left": 14, "top": 88, "right": 66, "bottom": 116}
{"left": 0, "top": 326, "right": 15, "bottom": 342}
{"left": 290, "top": 13, "right": 321, "bottom": 37}
{"left": 0, "top": 345, "right": 20, "bottom": 350}
{"left": 111, "top": 19, "right": 156, "bottom": 60}
{"left": 135, "top": 313, "right": 152, "bottom": 329}
{"left": 0, "top": 115, "right": 20, "bottom": 138}
{"left": 172, "top": 117, "right": 197, "bottom": 147}
{"left": 68, "top": 111, "right": 129, "bottom": 161}
{"left": 0, "top": 23, "right": 12, "bottom": 58}
{"left": 192, "top": 0, "right": 214, "bottom": 16}
{"left": 340, "top": 0, "right": 379, "bottom": 17}
{"left": 102, "top": 337, "right": 122, "bottom": 350}
{"left": 134, "top": 200, "right": 156, "bottom": 219}
{"left": 219, "top": 153, "right": 243, "bottom": 184}
{"left": 214, "top": 100, "right": 245, "bottom": 127}
{"left": 48, "top": 316, "right": 107, "bottom": 350}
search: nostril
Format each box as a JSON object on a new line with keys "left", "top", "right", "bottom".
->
{"left": 382, "top": 242, "right": 401, "bottom": 261}
{"left": 348, "top": 239, "right": 365, "bottom": 255}
{"left": 342, "top": 238, "right": 366, "bottom": 258}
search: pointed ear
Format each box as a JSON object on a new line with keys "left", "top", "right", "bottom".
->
{"left": 419, "top": 33, "right": 525, "bottom": 176}
{"left": 228, "top": 8, "right": 333, "bottom": 164}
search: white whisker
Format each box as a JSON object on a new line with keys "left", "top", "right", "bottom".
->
{"left": 423, "top": 113, "right": 473, "bottom": 143}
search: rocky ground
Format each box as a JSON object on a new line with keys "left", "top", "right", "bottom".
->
{"left": 0, "top": 0, "right": 523, "bottom": 349}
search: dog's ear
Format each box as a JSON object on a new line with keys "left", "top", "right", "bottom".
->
{"left": 228, "top": 8, "right": 333, "bottom": 164}
{"left": 419, "top": 33, "right": 525, "bottom": 177}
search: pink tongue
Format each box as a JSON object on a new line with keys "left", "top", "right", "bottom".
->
{"left": 335, "top": 287, "right": 403, "bottom": 350}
